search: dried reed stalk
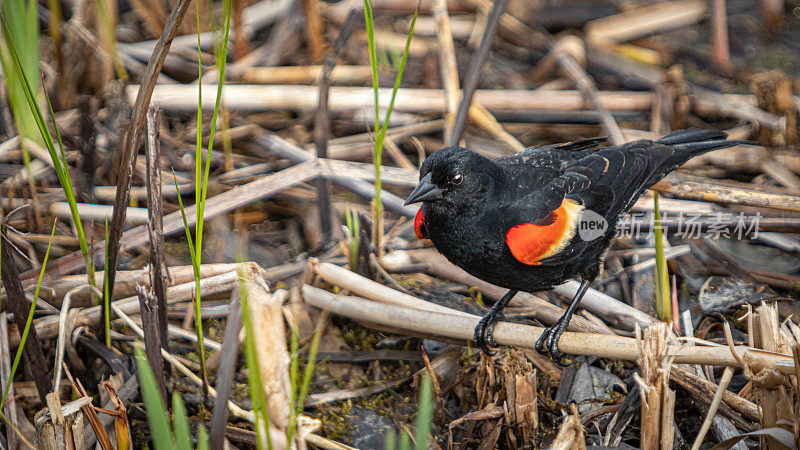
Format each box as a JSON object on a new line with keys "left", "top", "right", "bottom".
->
{"left": 135, "top": 85, "right": 657, "bottom": 113}
{"left": 634, "top": 322, "right": 675, "bottom": 450}
{"left": 25, "top": 160, "right": 320, "bottom": 281}
{"left": 312, "top": 260, "right": 475, "bottom": 317}
{"left": 585, "top": 0, "right": 706, "bottom": 44}
{"left": 381, "top": 249, "right": 654, "bottom": 330}
{"left": 301, "top": 285, "right": 796, "bottom": 372}
{"left": 35, "top": 263, "right": 239, "bottom": 306}
{"left": 18, "top": 267, "right": 243, "bottom": 345}
{"left": 241, "top": 65, "right": 372, "bottom": 85}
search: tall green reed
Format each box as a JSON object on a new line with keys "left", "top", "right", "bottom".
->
{"left": 174, "top": 0, "right": 232, "bottom": 392}
{"left": 135, "top": 347, "right": 209, "bottom": 449}
{"left": 653, "top": 193, "right": 672, "bottom": 323}
{"left": 0, "top": 220, "right": 56, "bottom": 411}
{"left": 0, "top": 8, "right": 97, "bottom": 299}
{"left": 363, "top": 0, "right": 418, "bottom": 248}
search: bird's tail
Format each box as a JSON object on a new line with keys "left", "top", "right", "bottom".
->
{"left": 645, "top": 128, "right": 752, "bottom": 187}
{"left": 657, "top": 128, "right": 750, "bottom": 160}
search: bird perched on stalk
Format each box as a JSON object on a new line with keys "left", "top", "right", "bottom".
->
{"left": 405, "top": 129, "right": 746, "bottom": 364}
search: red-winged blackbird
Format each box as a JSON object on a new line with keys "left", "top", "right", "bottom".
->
{"left": 405, "top": 129, "right": 746, "bottom": 363}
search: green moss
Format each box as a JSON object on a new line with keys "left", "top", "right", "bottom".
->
{"left": 342, "top": 324, "right": 379, "bottom": 352}
{"left": 758, "top": 48, "right": 800, "bottom": 74}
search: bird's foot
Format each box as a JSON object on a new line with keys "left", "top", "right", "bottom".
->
{"left": 474, "top": 309, "right": 504, "bottom": 355}
{"left": 535, "top": 323, "right": 570, "bottom": 366}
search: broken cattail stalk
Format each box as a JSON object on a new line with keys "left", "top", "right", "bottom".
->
{"left": 35, "top": 394, "right": 90, "bottom": 450}
{"left": 300, "top": 286, "right": 796, "bottom": 373}
{"left": 504, "top": 350, "right": 538, "bottom": 443}
{"left": 145, "top": 105, "right": 170, "bottom": 356}
{"left": 751, "top": 302, "right": 795, "bottom": 449}
{"left": 135, "top": 286, "right": 167, "bottom": 402}
{"left": 634, "top": 322, "right": 675, "bottom": 449}
{"left": 238, "top": 265, "right": 320, "bottom": 449}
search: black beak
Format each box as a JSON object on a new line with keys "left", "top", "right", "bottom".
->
{"left": 405, "top": 173, "right": 443, "bottom": 205}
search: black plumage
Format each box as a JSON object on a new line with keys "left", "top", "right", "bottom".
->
{"left": 406, "top": 128, "right": 747, "bottom": 363}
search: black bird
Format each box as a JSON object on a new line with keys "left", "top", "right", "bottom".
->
{"left": 405, "top": 129, "right": 745, "bottom": 363}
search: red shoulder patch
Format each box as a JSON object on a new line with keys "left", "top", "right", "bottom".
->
{"left": 505, "top": 199, "right": 583, "bottom": 265}
{"left": 414, "top": 208, "right": 428, "bottom": 239}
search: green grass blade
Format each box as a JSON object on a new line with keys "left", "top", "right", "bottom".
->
{"left": 399, "top": 430, "right": 411, "bottom": 450}
{"left": 196, "top": 424, "right": 209, "bottom": 450}
{"left": 0, "top": 219, "right": 56, "bottom": 411}
{"left": 413, "top": 374, "right": 433, "bottom": 450}
{"left": 364, "top": 1, "right": 416, "bottom": 241}
{"left": 0, "top": 0, "right": 40, "bottom": 142}
{"left": 363, "top": 0, "right": 379, "bottom": 131}
{"left": 135, "top": 347, "right": 174, "bottom": 449}
{"left": 377, "top": 8, "right": 418, "bottom": 143}
{"left": 172, "top": 391, "right": 193, "bottom": 450}
{"left": 286, "top": 320, "right": 323, "bottom": 444}
{"left": 653, "top": 193, "right": 671, "bottom": 323}
{"left": 0, "top": 8, "right": 95, "bottom": 295}
{"left": 171, "top": 174, "right": 197, "bottom": 263}
{"left": 104, "top": 218, "right": 111, "bottom": 346}
{"left": 384, "top": 429, "right": 396, "bottom": 450}
{"left": 289, "top": 326, "right": 299, "bottom": 413}
{"left": 190, "top": 0, "right": 232, "bottom": 394}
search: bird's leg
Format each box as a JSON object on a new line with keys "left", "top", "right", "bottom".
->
{"left": 474, "top": 290, "right": 518, "bottom": 355}
{"left": 535, "top": 278, "right": 591, "bottom": 365}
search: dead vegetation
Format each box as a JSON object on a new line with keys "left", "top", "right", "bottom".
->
{"left": 0, "top": 0, "right": 800, "bottom": 448}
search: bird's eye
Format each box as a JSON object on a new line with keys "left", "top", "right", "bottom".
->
{"left": 451, "top": 173, "right": 463, "bottom": 185}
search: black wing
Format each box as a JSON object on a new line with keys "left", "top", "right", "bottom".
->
{"left": 500, "top": 129, "right": 745, "bottom": 224}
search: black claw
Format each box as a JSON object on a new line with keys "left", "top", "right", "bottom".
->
{"left": 534, "top": 328, "right": 550, "bottom": 354}
{"left": 474, "top": 310, "right": 502, "bottom": 355}
{"left": 535, "top": 324, "right": 570, "bottom": 365}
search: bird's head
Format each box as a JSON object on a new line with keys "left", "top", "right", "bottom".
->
{"left": 405, "top": 147, "right": 502, "bottom": 210}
